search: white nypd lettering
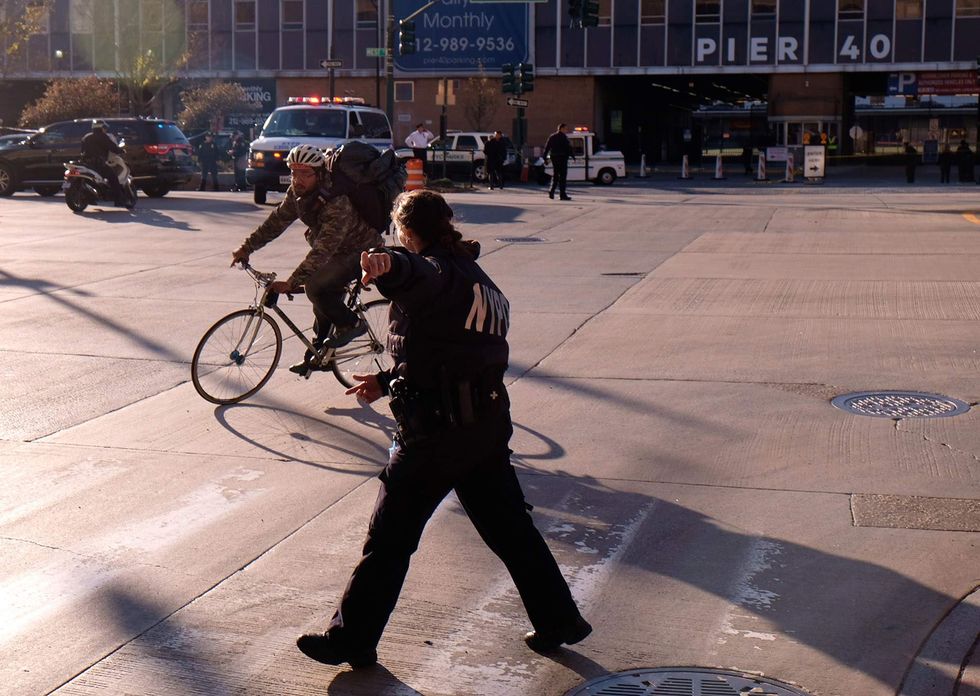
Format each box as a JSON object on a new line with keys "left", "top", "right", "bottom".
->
{"left": 464, "top": 282, "right": 509, "bottom": 335}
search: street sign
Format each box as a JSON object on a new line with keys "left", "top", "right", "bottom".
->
{"left": 366, "top": 47, "right": 388, "bottom": 57}
{"left": 507, "top": 97, "right": 529, "bottom": 107}
{"left": 319, "top": 58, "right": 343, "bottom": 68}
{"left": 804, "top": 145, "right": 826, "bottom": 179}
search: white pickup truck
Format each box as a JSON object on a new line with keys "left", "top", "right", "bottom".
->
{"left": 539, "top": 129, "right": 626, "bottom": 185}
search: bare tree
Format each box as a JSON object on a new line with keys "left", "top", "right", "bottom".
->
{"left": 463, "top": 64, "right": 500, "bottom": 132}
{"left": 0, "top": 0, "right": 54, "bottom": 77}
{"left": 177, "top": 82, "right": 258, "bottom": 133}
{"left": 18, "top": 77, "right": 120, "bottom": 127}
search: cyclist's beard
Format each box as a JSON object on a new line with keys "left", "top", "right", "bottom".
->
{"left": 292, "top": 171, "right": 328, "bottom": 203}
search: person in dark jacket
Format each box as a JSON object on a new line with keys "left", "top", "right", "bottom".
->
{"left": 295, "top": 189, "right": 592, "bottom": 669}
{"left": 197, "top": 132, "right": 220, "bottom": 191}
{"left": 938, "top": 144, "right": 953, "bottom": 183}
{"left": 229, "top": 132, "right": 249, "bottom": 191}
{"left": 81, "top": 121, "right": 124, "bottom": 205}
{"left": 543, "top": 123, "right": 574, "bottom": 200}
{"left": 903, "top": 143, "right": 918, "bottom": 184}
{"left": 230, "top": 144, "right": 382, "bottom": 373}
{"left": 956, "top": 140, "right": 974, "bottom": 183}
{"left": 483, "top": 130, "right": 507, "bottom": 190}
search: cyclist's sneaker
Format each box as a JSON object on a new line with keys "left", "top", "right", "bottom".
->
{"left": 323, "top": 318, "right": 367, "bottom": 349}
{"left": 288, "top": 349, "right": 330, "bottom": 375}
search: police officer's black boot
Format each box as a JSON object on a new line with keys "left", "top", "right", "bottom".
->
{"left": 523, "top": 614, "right": 592, "bottom": 653}
{"left": 296, "top": 632, "right": 377, "bottom": 668}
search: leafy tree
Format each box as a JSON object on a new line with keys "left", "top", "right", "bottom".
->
{"left": 177, "top": 82, "right": 258, "bottom": 133}
{"left": 19, "top": 77, "right": 119, "bottom": 127}
{"left": 0, "top": 0, "right": 54, "bottom": 77}
{"left": 463, "top": 64, "right": 500, "bottom": 132}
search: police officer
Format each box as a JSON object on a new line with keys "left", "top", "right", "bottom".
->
{"left": 81, "top": 121, "right": 124, "bottom": 206}
{"left": 197, "top": 132, "right": 220, "bottom": 191}
{"left": 543, "top": 122, "right": 574, "bottom": 201}
{"left": 295, "top": 189, "right": 591, "bottom": 668}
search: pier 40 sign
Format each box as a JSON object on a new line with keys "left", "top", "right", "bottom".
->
{"left": 393, "top": 0, "right": 528, "bottom": 73}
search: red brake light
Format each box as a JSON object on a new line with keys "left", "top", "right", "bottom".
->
{"left": 144, "top": 144, "right": 171, "bottom": 155}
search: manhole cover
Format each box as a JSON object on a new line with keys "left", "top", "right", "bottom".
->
{"left": 496, "top": 236, "right": 546, "bottom": 243}
{"left": 563, "top": 668, "right": 810, "bottom": 696}
{"left": 831, "top": 391, "right": 970, "bottom": 419}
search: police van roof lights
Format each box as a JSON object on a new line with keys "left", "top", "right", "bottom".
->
{"left": 573, "top": 126, "right": 591, "bottom": 132}
{"left": 287, "top": 96, "right": 368, "bottom": 105}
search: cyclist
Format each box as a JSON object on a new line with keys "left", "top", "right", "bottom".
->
{"left": 230, "top": 144, "right": 383, "bottom": 374}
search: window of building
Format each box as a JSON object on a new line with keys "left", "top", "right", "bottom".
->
{"left": 896, "top": 0, "right": 922, "bottom": 18}
{"left": 187, "top": 1, "right": 209, "bottom": 29}
{"left": 141, "top": 0, "right": 163, "bottom": 30}
{"left": 235, "top": 1, "right": 256, "bottom": 30}
{"left": 695, "top": 0, "right": 720, "bottom": 23}
{"left": 357, "top": 0, "right": 378, "bottom": 28}
{"left": 394, "top": 81, "right": 414, "bottom": 102}
{"left": 282, "top": 0, "right": 303, "bottom": 30}
{"left": 25, "top": 0, "right": 50, "bottom": 34}
{"left": 956, "top": 0, "right": 980, "bottom": 16}
{"left": 751, "top": 0, "right": 776, "bottom": 16}
{"left": 70, "top": 0, "right": 93, "bottom": 33}
{"left": 838, "top": 0, "right": 864, "bottom": 20}
{"left": 639, "top": 0, "right": 665, "bottom": 24}
{"left": 598, "top": 0, "right": 611, "bottom": 26}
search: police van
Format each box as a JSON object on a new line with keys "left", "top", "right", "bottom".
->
{"left": 539, "top": 127, "right": 626, "bottom": 186}
{"left": 246, "top": 96, "right": 393, "bottom": 204}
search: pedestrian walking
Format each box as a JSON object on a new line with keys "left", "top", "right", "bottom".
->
{"left": 938, "top": 144, "right": 953, "bottom": 183}
{"left": 405, "top": 123, "right": 434, "bottom": 172}
{"left": 904, "top": 142, "right": 918, "bottom": 184}
{"left": 229, "top": 132, "right": 249, "bottom": 191}
{"left": 295, "top": 189, "right": 592, "bottom": 669}
{"left": 543, "top": 123, "right": 574, "bottom": 201}
{"left": 197, "top": 132, "right": 220, "bottom": 191}
{"left": 483, "top": 130, "right": 506, "bottom": 190}
{"left": 956, "top": 140, "right": 974, "bottom": 183}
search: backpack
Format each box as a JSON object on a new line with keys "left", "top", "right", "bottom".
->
{"left": 322, "top": 141, "right": 406, "bottom": 232}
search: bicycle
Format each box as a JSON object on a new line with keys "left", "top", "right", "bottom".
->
{"left": 191, "top": 263, "right": 392, "bottom": 405}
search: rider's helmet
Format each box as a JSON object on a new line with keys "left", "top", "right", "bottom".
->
{"left": 286, "top": 144, "right": 327, "bottom": 170}
{"left": 91, "top": 120, "right": 108, "bottom": 131}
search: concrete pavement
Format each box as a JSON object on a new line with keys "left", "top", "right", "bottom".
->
{"left": 0, "top": 177, "right": 978, "bottom": 695}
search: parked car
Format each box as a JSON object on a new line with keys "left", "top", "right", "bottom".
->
{"left": 0, "top": 117, "right": 195, "bottom": 198}
{"left": 395, "top": 131, "right": 522, "bottom": 183}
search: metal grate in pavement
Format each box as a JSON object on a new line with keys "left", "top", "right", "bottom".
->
{"left": 563, "top": 668, "right": 811, "bottom": 696}
{"left": 831, "top": 391, "right": 970, "bottom": 419}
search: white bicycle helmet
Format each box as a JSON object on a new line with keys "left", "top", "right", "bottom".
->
{"left": 286, "top": 144, "right": 327, "bottom": 168}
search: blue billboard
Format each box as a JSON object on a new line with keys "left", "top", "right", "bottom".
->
{"left": 393, "top": 0, "right": 529, "bottom": 73}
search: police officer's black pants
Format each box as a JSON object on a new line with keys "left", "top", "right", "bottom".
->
{"left": 549, "top": 158, "right": 569, "bottom": 196}
{"left": 304, "top": 252, "right": 362, "bottom": 342}
{"left": 326, "top": 412, "right": 581, "bottom": 652}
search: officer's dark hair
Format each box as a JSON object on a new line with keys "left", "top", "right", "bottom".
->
{"left": 392, "top": 189, "right": 478, "bottom": 259}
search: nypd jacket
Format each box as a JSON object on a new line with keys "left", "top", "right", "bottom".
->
{"left": 375, "top": 243, "right": 509, "bottom": 390}
{"left": 237, "top": 186, "right": 382, "bottom": 288}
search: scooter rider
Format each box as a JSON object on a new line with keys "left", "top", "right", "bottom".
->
{"left": 230, "top": 144, "right": 383, "bottom": 373}
{"left": 81, "top": 120, "right": 124, "bottom": 206}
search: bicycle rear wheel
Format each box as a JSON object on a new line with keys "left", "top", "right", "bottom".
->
{"left": 330, "top": 298, "right": 393, "bottom": 389}
{"left": 192, "top": 309, "right": 282, "bottom": 404}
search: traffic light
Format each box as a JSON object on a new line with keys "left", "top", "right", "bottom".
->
{"left": 581, "top": 0, "right": 600, "bottom": 27}
{"left": 398, "top": 19, "right": 416, "bottom": 55}
{"left": 568, "top": 0, "right": 582, "bottom": 24}
{"left": 501, "top": 63, "right": 517, "bottom": 94}
{"left": 517, "top": 63, "right": 534, "bottom": 93}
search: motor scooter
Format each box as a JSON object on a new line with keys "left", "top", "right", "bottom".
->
{"left": 63, "top": 142, "right": 137, "bottom": 212}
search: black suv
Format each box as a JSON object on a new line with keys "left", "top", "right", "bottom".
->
{"left": 0, "top": 118, "right": 196, "bottom": 198}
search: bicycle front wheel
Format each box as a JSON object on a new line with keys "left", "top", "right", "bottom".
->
{"left": 331, "top": 299, "right": 393, "bottom": 389}
{"left": 191, "top": 309, "right": 283, "bottom": 404}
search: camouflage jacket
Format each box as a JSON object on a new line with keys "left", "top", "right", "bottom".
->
{"left": 238, "top": 186, "right": 383, "bottom": 288}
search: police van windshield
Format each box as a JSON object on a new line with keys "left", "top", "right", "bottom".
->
{"left": 261, "top": 108, "right": 346, "bottom": 138}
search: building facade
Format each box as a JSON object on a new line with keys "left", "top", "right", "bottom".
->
{"left": 2, "top": 0, "right": 978, "bottom": 161}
